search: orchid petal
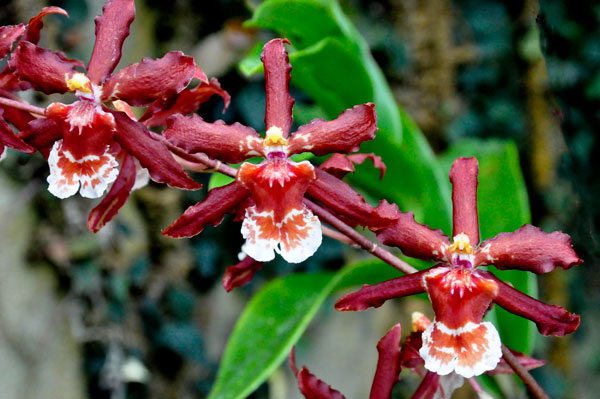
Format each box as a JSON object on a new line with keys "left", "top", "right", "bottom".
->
{"left": 306, "top": 169, "right": 399, "bottom": 230}
{"left": 289, "top": 347, "right": 346, "bottom": 399}
{"left": 24, "top": 7, "right": 69, "bottom": 44}
{"left": 449, "top": 157, "right": 480, "bottom": 246}
{"left": 0, "top": 24, "right": 25, "bottom": 60}
{"left": 319, "top": 153, "right": 386, "bottom": 179}
{"left": 140, "top": 78, "right": 230, "bottom": 127}
{"left": 376, "top": 212, "right": 450, "bottom": 262}
{"left": 370, "top": 323, "right": 402, "bottom": 399}
{"left": 483, "top": 271, "right": 580, "bottom": 336}
{"left": 288, "top": 103, "right": 377, "bottom": 156}
{"left": 222, "top": 256, "right": 263, "bottom": 292}
{"left": 163, "top": 182, "right": 249, "bottom": 238}
{"left": 409, "top": 371, "right": 440, "bottom": 399}
{"left": 101, "top": 51, "right": 196, "bottom": 106}
{"left": 0, "top": 116, "right": 34, "bottom": 154}
{"left": 262, "top": 38, "right": 294, "bottom": 137}
{"left": 335, "top": 270, "right": 428, "bottom": 311}
{"left": 19, "top": 117, "right": 62, "bottom": 158}
{"left": 475, "top": 224, "right": 582, "bottom": 273}
{"left": 164, "top": 113, "right": 263, "bottom": 163}
{"left": 86, "top": 0, "right": 135, "bottom": 85}
{"left": 111, "top": 111, "right": 201, "bottom": 190}
{"left": 0, "top": 102, "right": 35, "bottom": 130}
{"left": 9, "top": 41, "right": 84, "bottom": 94}
{"left": 87, "top": 153, "right": 136, "bottom": 232}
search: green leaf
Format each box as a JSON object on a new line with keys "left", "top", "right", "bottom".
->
{"left": 438, "top": 138, "right": 537, "bottom": 353}
{"left": 208, "top": 173, "right": 235, "bottom": 190}
{"left": 208, "top": 259, "right": 400, "bottom": 399}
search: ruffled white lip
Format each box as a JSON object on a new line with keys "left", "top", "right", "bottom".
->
{"left": 241, "top": 206, "right": 322, "bottom": 263}
{"left": 47, "top": 140, "right": 119, "bottom": 199}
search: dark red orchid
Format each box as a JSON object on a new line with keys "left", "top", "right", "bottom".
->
{"left": 163, "top": 38, "right": 397, "bottom": 264}
{"left": 290, "top": 313, "right": 545, "bottom": 399}
{"left": 336, "top": 157, "right": 581, "bottom": 378}
{"left": 6, "top": 0, "right": 225, "bottom": 201}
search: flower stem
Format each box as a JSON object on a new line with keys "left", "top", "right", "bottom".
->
{"left": 501, "top": 344, "right": 549, "bottom": 399}
{"left": 0, "top": 96, "right": 45, "bottom": 116}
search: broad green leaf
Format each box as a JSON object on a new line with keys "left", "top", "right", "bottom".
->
{"left": 208, "top": 173, "right": 235, "bottom": 190}
{"left": 208, "top": 259, "right": 400, "bottom": 399}
{"left": 438, "top": 139, "right": 537, "bottom": 353}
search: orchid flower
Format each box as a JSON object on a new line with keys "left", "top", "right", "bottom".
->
{"left": 163, "top": 38, "right": 398, "bottom": 264}
{"left": 7, "top": 0, "right": 226, "bottom": 201}
{"left": 336, "top": 157, "right": 581, "bottom": 378}
{"left": 289, "top": 313, "right": 543, "bottom": 399}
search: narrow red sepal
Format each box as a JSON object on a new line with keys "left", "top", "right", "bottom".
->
{"left": 165, "top": 113, "right": 263, "bottom": 163}
{"left": 19, "top": 117, "right": 62, "bottom": 158}
{"left": 262, "top": 38, "right": 294, "bottom": 137}
{"left": 289, "top": 347, "right": 346, "bottom": 399}
{"left": 376, "top": 212, "right": 450, "bottom": 262}
{"left": 288, "top": 103, "right": 377, "bottom": 156}
{"left": 320, "top": 153, "right": 386, "bottom": 180}
{"left": 484, "top": 271, "right": 580, "bottom": 336}
{"left": 24, "top": 7, "right": 69, "bottom": 44}
{"left": 0, "top": 116, "right": 34, "bottom": 154}
{"left": 140, "top": 78, "right": 230, "bottom": 127}
{"left": 487, "top": 349, "right": 546, "bottom": 375}
{"left": 449, "top": 157, "right": 480, "bottom": 246}
{"left": 163, "top": 182, "right": 249, "bottom": 238}
{"left": 222, "top": 256, "right": 263, "bottom": 292}
{"left": 0, "top": 25, "right": 25, "bottom": 60}
{"left": 101, "top": 51, "right": 196, "bottom": 106}
{"left": 335, "top": 270, "right": 427, "bottom": 311}
{"left": 9, "top": 42, "right": 84, "bottom": 94}
{"left": 475, "top": 224, "right": 582, "bottom": 273}
{"left": 111, "top": 111, "right": 201, "bottom": 190}
{"left": 87, "top": 153, "right": 136, "bottom": 232}
{"left": 370, "top": 323, "right": 402, "bottom": 399}
{"left": 409, "top": 371, "right": 440, "bottom": 399}
{"left": 86, "top": 0, "right": 135, "bottom": 85}
{"left": 306, "top": 169, "right": 399, "bottom": 229}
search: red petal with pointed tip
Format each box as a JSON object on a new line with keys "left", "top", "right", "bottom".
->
{"left": 222, "top": 256, "right": 263, "bottom": 292}
{"left": 410, "top": 371, "right": 440, "bottom": 399}
{"left": 0, "top": 102, "right": 35, "bottom": 130}
{"left": 376, "top": 212, "right": 450, "bottom": 262}
{"left": 140, "top": 78, "right": 230, "bottom": 127}
{"left": 289, "top": 347, "right": 346, "bottom": 399}
{"left": 475, "top": 224, "right": 582, "bottom": 273}
{"left": 25, "top": 7, "right": 69, "bottom": 44}
{"left": 262, "top": 38, "right": 294, "bottom": 137}
{"left": 484, "top": 271, "right": 580, "bottom": 336}
{"left": 111, "top": 111, "right": 201, "bottom": 190}
{"left": 0, "top": 116, "right": 34, "bottom": 153}
{"left": 288, "top": 103, "right": 377, "bottom": 156}
{"left": 0, "top": 24, "right": 25, "bottom": 59}
{"left": 449, "top": 157, "right": 480, "bottom": 245}
{"left": 9, "top": 42, "right": 84, "bottom": 94}
{"left": 306, "top": 169, "right": 399, "bottom": 229}
{"left": 102, "top": 51, "right": 196, "bottom": 106}
{"left": 370, "top": 323, "right": 402, "bottom": 399}
{"left": 87, "top": 153, "right": 136, "bottom": 232}
{"left": 320, "top": 152, "right": 386, "bottom": 179}
{"left": 335, "top": 270, "right": 428, "bottom": 311}
{"left": 164, "top": 113, "right": 263, "bottom": 163}
{"left": 86, "top": 0, "right": 135, "bottom": 85}
{"left": 19, "top": 117, "right": 62, "bottom": 158}
{"left": 487, "top": 349, "right": 546, "bottom": 375}
{"left": 163, "top": 182, "right": 249, "bottom": 238}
